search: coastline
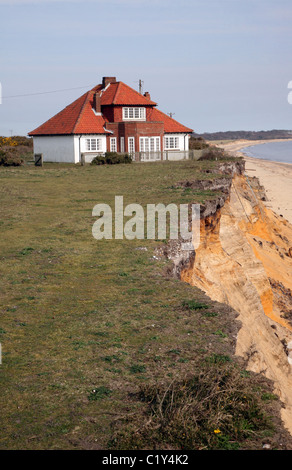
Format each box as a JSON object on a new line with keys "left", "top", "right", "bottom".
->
{"left": 214, "top": 139, "right": 292, "bottom": 225}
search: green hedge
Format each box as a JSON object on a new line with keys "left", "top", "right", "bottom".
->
{"left": 91, "top": 152, "right": 132, "bottom": 165}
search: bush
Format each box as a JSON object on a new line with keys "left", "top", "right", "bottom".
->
{"left": 91, "top": 152, "right": 132, "bottom": 165}
{"left": 189, "top": 137, "right": 209, "bottom": 150}
{"left": 198, "top": 147, "right": 227, "bottom": 161}
{"left": 0, "top": 149, "right": 23, "bottom": 166}
{"left": 109, "top": 365, "right": 274, "bottom": 450}
{"left": 0, "top": 136, "right": 32, "bottom": 148}
{"left": 90, "top": 155, "right": 106, "bottom": 165}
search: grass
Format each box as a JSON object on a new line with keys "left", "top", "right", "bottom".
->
{"left": 0, "top": 158, "right": 290, "bottom": 450}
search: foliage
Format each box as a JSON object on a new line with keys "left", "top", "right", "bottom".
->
{"left": 0, "top": 136, "right": 33, "bottom": 164}
{"left": 198, "top": 147, "right": 228, "bottom": 161}
{"left": 91, "top": 152, "right": 132, "bottom": 165}
{"left": 189, "top": 136, "right": 209, "bottom": 150}
{"left": 0, "top": 149, "right": 23, "bottom": 166}
{"left": 0, "top": 136, "right": 33, "bottom": 148}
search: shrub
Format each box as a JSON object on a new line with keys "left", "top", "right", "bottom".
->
{"left": 189, "top": 137, "right": 209, "bottom": 150}
{"left": 0, "top": 136, "right": 32, "bottom": 148}
{"left": 91, "top": 152, "right": 132, "bottom": 165}
{"left": 90, "top": 155, "right": 106, "bottom": 165}
{"left": 0, "top": 149, "right": 23, "bottom": 166}
{"left": 198, "top": 147, "right": 227, "bottom": 161}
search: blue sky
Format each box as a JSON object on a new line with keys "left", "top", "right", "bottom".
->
{"left": 1, "top": 0, "right": 292, "bottom": 135}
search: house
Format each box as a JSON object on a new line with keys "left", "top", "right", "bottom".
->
{"left": 28, "top": 76, "right": 193, "bottom": 163}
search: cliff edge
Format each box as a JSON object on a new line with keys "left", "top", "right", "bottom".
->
{"left": 175, "top": 162, "right": 292, "bottom": 434}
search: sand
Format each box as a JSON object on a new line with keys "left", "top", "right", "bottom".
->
{"left": 215, "top": 139, "right": 292, "bottom": 225}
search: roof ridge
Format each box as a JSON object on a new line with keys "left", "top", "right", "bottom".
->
{"left": 112, "top": 82, "right": 121, "bottom": 105}
{"left": 119, "top": 81, "right": 151, "bottom": 102}
{"left": 72, "top": 90, "right": 92, "bottom": 133}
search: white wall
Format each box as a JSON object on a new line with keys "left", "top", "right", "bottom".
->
{"left": 164, "top": 134, "right": 190, "bottom": 151}
{"left": 33, "top": 136, "right": 76, "bottom": 163}
{"left": 33, "top": 134, "right": 108, "bottom": 163}
{"left": 79, "top": 135, "right": 107, "bottom": 163}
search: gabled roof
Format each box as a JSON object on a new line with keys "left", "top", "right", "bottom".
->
{"left": 148, "top": 107, "right": 193, "bottom": 133}
{"left": 29, "top": 79, "right": 193, "bottom": 136}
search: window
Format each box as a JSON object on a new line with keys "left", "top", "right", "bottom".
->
{"left": 110, "top": 137, "right": 117, "bottom": 152}
{"left": 123, "top": 107, "right": 146, "bottom": 121}
{"left": 86, "top": 138, "right": 101, "bottom": 151}
{"left": 139, "top": 136, "right": 160, "bottom": 152}
{"left": 128, "top": 137, "right": 135, "bottom": 154}
{"left": 120, "top": 137, "right": 125, "bottom": 153}
{"left": 164, "top": 136, "right": 179, "bottom": 150}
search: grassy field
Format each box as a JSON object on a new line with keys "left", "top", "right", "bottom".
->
{"left": 0, "top": 159, "right": 290, "bottom": 450}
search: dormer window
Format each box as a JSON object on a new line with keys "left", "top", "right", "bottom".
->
{"left": 123, "top": 107, "right": 146, "bottom": 121}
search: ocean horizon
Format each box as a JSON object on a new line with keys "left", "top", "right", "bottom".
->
{"left": 241, "top": 140, "right": 292, "bottom": 164}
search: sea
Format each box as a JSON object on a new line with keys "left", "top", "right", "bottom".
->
{"left": 241, "top": 140, "right": 292, "bottom": 164}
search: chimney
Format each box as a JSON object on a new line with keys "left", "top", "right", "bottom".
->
{"left": 102, "top": 76, "right": 116, "bottom": 88}
{"left": 93, "top": 92, "right": 101, "bottom": 113}
{"left": 144, "top": 91, "right": 151, "bottom": 100}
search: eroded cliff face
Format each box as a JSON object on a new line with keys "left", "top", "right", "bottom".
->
{"left": 180, "top": 169, "right": 292, "bottom": 434}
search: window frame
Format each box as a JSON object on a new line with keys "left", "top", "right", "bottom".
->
{"left": 128, "top": 137, "right": 135, "bottom": 154}
{"left": 139, "top": 136, "right": 161, "bottom": 153}
{"left": 110, "top": 137, "right": 117, "bottom": 152}
{"left": 123, "top": 107, "right": 146, "bottom": 121}
{"left": 164, "top": 136, "right": 180, "bottom": 150}
{"left": 85, "top": 138, "right": 102, "bottom": 152}
{"left": 120, "top": 136, "right": 125, "bottom": 153}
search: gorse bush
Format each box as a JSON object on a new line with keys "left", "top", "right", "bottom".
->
{"left": 0, "top": 149, "right": 23, "bottom": 166}
{"left": 0, "top": 136, "right": 32, "bottom": 148}
{"left": 0, "top": 136, "right": 33, "bottom": 165}
{"left": 91, "top": 152, "right": 132, "bottom": 165}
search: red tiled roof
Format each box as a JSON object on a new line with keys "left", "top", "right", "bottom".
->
{"left": 148, "top": 107, "right": 193, "bottom": 133}
{"left": 29, "top": 85, "right": 108, "bottom": 136}
{"left": 101, "top": 82, "right": 157, "bottom": 106}
{"left": 29, "top": 80, "right": 192, "bottom": 136}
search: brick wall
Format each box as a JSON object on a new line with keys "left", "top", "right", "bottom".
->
{"left": 105, "top": 120, "right": 164, "bottom": 152}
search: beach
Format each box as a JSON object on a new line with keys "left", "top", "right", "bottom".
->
{"left": 216, "top": 139, "right": 292, "bottom": 225}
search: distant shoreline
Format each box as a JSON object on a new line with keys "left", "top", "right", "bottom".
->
{"left": 213, "top": 139, "right": 292, "bottom": 224}
{"left": 211, "top": 138, "right": 292, "bottom": 159}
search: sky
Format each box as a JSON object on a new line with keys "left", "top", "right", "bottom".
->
{"left": 1, "top": 0, "right": 292, "bottom": 136}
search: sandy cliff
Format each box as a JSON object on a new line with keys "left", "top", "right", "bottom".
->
{"left": 179, "top": 166, "right": 292, "bottom": 434}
